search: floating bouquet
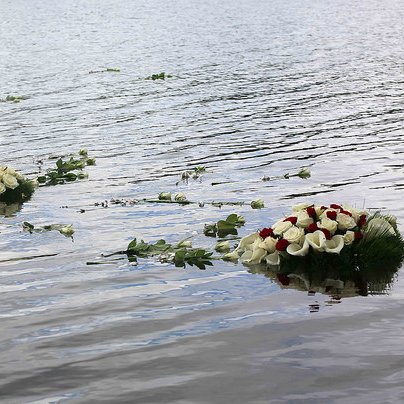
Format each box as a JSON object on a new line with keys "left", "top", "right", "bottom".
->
{"left": 225, "top": 203, "right": 404, "bottom": 272}
{"left": 0, "top": 166, "right": 36, "bottom": 204}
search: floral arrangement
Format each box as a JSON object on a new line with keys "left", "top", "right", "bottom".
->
{"left": 0, "top": 166, "right": 36, "bottom": 204}
{"left": 224, "top": 203, "right": 404, "bottom": 272}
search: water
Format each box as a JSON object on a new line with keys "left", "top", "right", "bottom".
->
{"left": 1, "top": 0, "right": 404, "bottom": 402}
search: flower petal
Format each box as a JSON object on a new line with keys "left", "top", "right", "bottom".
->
{"left": 286, "top": 239, "right": 310, "bottom": 256}
{"left": 324, "top": 235, "right": 344, "bottom": 254}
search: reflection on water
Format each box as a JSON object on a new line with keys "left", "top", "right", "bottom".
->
{"left": 1, "top": 0, "right": 404, "bottom": 402}
{"left": 0, "top": 202, "right": 22, "bottom": 217}
{"left": 249, "top": 261, "right": 399, "bottom": 298}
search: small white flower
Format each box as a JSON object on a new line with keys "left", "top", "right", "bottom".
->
{"left": 222, "top": 250, "right": 240, "bottom": 261}
{"left": 177, "top": 240, "right": 192, "bottom": 248}
{"left": 343, "top": 230, "right": 355, "bottom": 245}
{"left": 215, "top": 240, "right": 230, "bottom": 252}
{"left": 258, "top": 236, "right": 277, "bottom": 253}
{"left": 158, "top": 192, "right": 172, "bottom": 201}
{"left": 320, "top": 217, "right": 338, "bottom": 234}
{"left": 2, "top": 173, "right": 19, "bottom": 189}
{"left": 174, "top": 192, "right": 187, "bottom": 202}
{"left": 59, "top": 225, "right": 74, "bottom": 237}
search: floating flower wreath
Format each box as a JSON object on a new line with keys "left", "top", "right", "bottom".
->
{"left": 0, "top": 166, "right": 36, "bottom": 204}
{"left": 224, "top": 203, "right": 404, "bottom": 272}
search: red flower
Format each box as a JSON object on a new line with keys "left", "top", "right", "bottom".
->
{"left": 340, "top": 209, "right": 352, "bottom": 217}
{"left": 354, "top": 231, "right": 363, "bottom": 240}
{"left": 283, "top": 216, "right": 297, "bottom": 225}
{"left": 320, "top": 228, "right": 332, "bottom": 240}
{"left": 326, "top": 211, "right": 337, "bottom": 221}
{"left": 321, "top": 206, "right": 328, "bottom": 211}
{"left": 307, "top": 223, "right": 319, "bottom": 233}
{"left": 259, "top": 227, "right": 274, "bottom": 239}
{"left": 306, "top": 206, "right": 316, "bottom": 219}
{"left": 330, "top": 204, "right": 342, "bottom": 210}
{"left": 358, "top": 215, "right": 367, "bottom": 228}
{"left": 276, "top": 238, "right": 290, "bottom": 251}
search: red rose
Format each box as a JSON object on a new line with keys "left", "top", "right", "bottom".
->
{"left": 259, "top": 227, "right": 274, "bottom": 239}
{"left": 330, "top": 204, "right": 342, "bottom": 210}
{"left": 306, "top": 206, "right": 316, "bottom": 219}
{"left": 326, "top": 211, "right": 337, "bottom": 221}
{"left": 358, "top": 215, "right": 367, "bottom": 228}
{"left": 283, "top": 216, "right": 297, "bottom": 225}
{"left": 340, "top": 209, "right": 352, "bottom": 217}
{"left": 307, "top": 223, "right": 319, "bottom": 233}
{"left": 354, "top": 231, "right": 363, "bottom": 240}
{"left": 276, "top": 238, "right": 290, "bottom": 251}
{"left": 321, "top": 206, "right": 328, "bottom": 211}
{"left": 320, "top": 228, "right": 332, "bottom": 240}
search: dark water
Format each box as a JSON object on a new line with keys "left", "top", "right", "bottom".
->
{"left": 1, "top": 0, "right": 404, "bottom": 402}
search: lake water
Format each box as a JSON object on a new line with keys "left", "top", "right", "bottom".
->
{"left": 1, "top": 0, "right": 404, "bottom": 402}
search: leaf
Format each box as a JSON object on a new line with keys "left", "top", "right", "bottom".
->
{"left": 127, "top": 238, "right": 137, "bottom": 251}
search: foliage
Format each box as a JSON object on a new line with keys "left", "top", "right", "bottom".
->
{"left": 0, "top": 180, "right": 36, "bottom": 204}
{"left": 146, "top": 72, "right": 172, "bottom": 80}
{"left": 37, "top": 152, "right": 95, "bottom": 186}
{"left": 1, "top": 95, "right": 27, "bottom": 103}
{"left": 204, "top": 213, "right": 245, "bottom": 238}
{"left": 262, "top": 167, "right": 311, "bottom": 181}
{"left": 22, "top": 222, "right": 74, "bottom": 237}
{"left": 125, "top": 238, "right": 213, "bottom": 269}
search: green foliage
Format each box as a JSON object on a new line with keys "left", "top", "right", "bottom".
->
{"left": 174, "top": 249, "right": 213, "bottom": 270}
{"left": 37, "top": 151, "right": 95, "bottom": 186}
{"left": 22, "top": 222, "right": 74, "bottom": 237}
{"left": 204, "top": 214, "right": 245, "bottom": 238}
{"left": 1, "top": 95, "right": 27, "bottom": 103}
{"left": 125, "top": 238, "right": 213, "bottom": 269}
{"left": 146, "top": 72, "right": 172, "bottom": 80}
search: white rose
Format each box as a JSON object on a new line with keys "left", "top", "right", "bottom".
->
{"left": 272, "top": 220, "right": 293, "bottom": 236}
{"left": 258, "top": 236, "right": 277, "bottom": 253}
{"left": 320, "top": 217, "right": 338, "bottom": 234}
{"left": 4, "top": 167, "right": 17, "bottom": 176}
{"left": 296, "top": 210, "right": 313, "bottom": 228}
{"left": 2, "top": 173, "right": 19, "bottom": 189}
{"left": 0, "top": 182, "right": 6, "bottom": 194}
{"left": 283, "top": 226, "right": 304, "bottom": 244}
{"left": 343, "top": 230, "right": 355, "bottom": 245}
{"left": 292, "top": 203, "right": 312, "bottom": 212}
{"left": 336, "top": 213, "right": 356, "bottom": 231}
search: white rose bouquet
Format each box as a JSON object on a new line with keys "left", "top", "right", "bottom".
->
{"left": 224, "top": 203, "right": 404, "bottom": 273}
{"left": 0, "top": 166, "right": 36, "bottom": 204}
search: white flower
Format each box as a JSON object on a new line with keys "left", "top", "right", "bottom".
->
{"left": 59, "top": 225, "right": 74, "bottom": 237}
{"left": 296, "top": 210, "right": 313, "bottom": 228}
{"left": 336, "top": 213, "right": 356, "bottom": 231}
{"left": 286, "top": 239, "right": 310, "bottom": 256}
{"left": 250, "top": 199, "right": 264, "bottom": 209}
{"left": 265, "top": 250, "right": 280, "bottom": 266}
{"left": 283, "top": 226, "right": 304, "bottom": 244}
{"left": 237, "top": 233, "right": 261, "bottom": 251}
{"left": 297, "top": 167, "right": 311, "bottom": 179}
{"left": 343, "top": 230, "right": 355, "bottom": 245}
{"left": 292, "top": 203, "right": 312, "bottom": 212}
{"left": 177, "top": 240, "right": 192, "bottom": 248}
{"left": 222, "top": 250, "right": 240, "bottom": 261}
{"left": 365, "top": 218, "right": 396, "bottom": 239}
{"left": 0, "top": 182, "right": 6, "bottom": 194}
{"left": 4, "top": 167, "right": 17, "bottom": 176}
{"left": 324, "top": 235, "right": 344, "bottom": 254}
{"left": 215, "top": 240, "right": 230, "bottom": 252}
{"left": 174, "top": 192, "right": 187, "bottom": 202}
{"left": 2, "top": 173, "right": 19, "bottom": 189}
{"left": 258, "top": 236, "right": 277, "bottom": 253}
{"left": 272, "top": 220, "right": 293, "bottom": 236}
{"left": 158, "top": 192, "right": 172, "bottom": 201}
{"left": 320, "top": 217, "right": 338, "bottom": 234}
{"left": 305, "top": 230, "right": 327, "bottom": 252}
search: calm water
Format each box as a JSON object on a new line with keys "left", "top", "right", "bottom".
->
{"left": 1, "top": 0, "right": 404, "bottom": 402}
